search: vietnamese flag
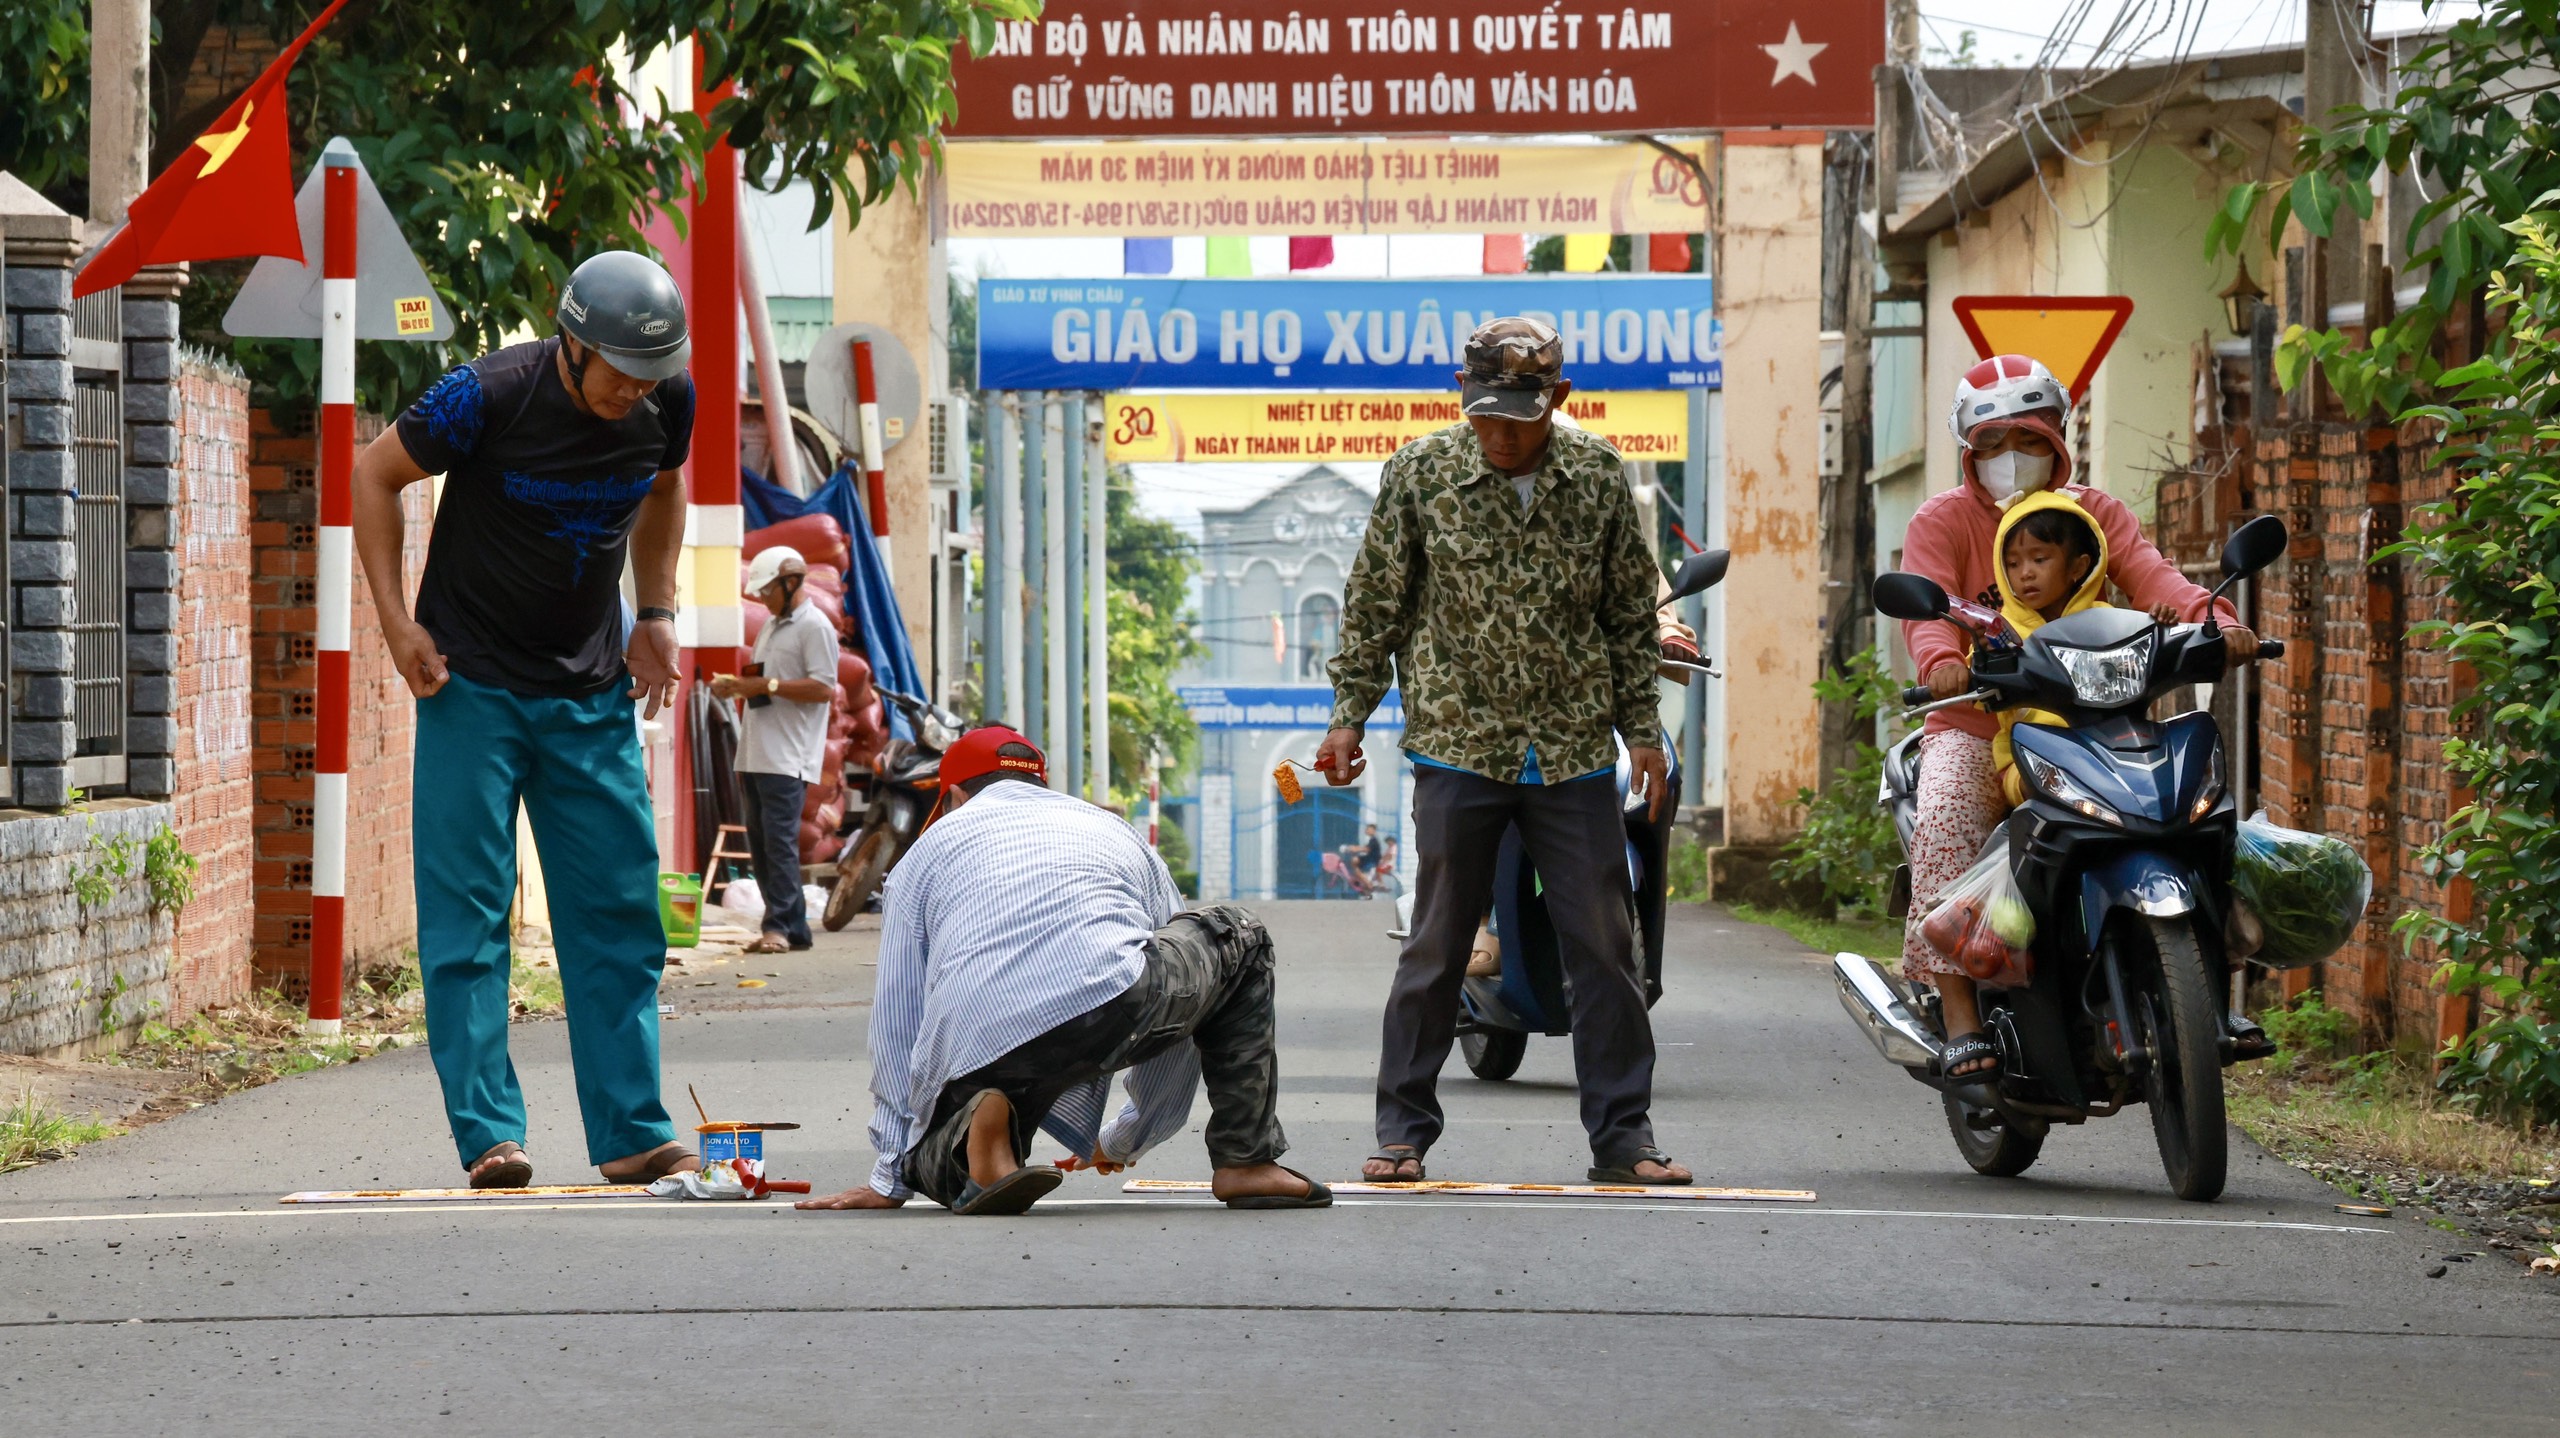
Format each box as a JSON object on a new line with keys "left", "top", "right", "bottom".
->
{"left": 75, "top": 0, "right": 348, "bottom": 297}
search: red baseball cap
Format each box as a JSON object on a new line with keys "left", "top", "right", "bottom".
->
{"left": 938, "top": 725, "right": 1046, "bottom": 793}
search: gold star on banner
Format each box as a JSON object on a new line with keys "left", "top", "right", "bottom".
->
{"left": 194, "top": 100, "right": 255, "bottom": 176}
{"left": 1761, "top": 22, "right": 1828, "bottom": 88}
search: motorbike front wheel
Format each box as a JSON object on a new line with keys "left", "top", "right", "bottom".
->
{"left": 2137, "top": 914, "right": 2228, "bottom": 1202}
{"left": 1942, "top": 1090, "right": 2044, "bottom": 1177}
{"left": 1460, "top": 1028, "right": 1527, "bottom": 1081}
{"left": 824, "top": 827, "right": 900, "bottom": 932}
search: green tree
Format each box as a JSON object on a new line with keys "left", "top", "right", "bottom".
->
{"left": 2205, "top": 2, "right": 2560, "bottom": 1112}
{"left": 0, "top": 0, "right": 1034, "bottom": 411}
{"left": 1104, "top": 464, "right": 1203, "bottom": 805}
{"left": 2390, "top": 216, "right": 2560, "bottom": 1123}
{"left": 2205, "top": 0, "right": 2559, "bottom": 415}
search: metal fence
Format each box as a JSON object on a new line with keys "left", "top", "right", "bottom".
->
{"left": 69, "top": 287, "right": 124, "bottom": 788}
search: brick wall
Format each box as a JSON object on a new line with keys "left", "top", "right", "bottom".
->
{"left": 2157, "top": 420, "right": 2466, "bottom": 1049}
{"left": 171, "top": 356, "right": 254, "bottom": 1017}
{"left": 247, "top": 406, "right": 425, "bottom": 995}
{"left": 0, "top": 801, "right": 182, "bottom": 1056}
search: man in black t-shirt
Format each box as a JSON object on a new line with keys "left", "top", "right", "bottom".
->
{"left": 353, "top": 251, "right": 703, "bottom": 1190}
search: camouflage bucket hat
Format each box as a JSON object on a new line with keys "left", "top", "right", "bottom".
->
{"left": 1458, "top": 316, "right": 1562, "bottom": 421}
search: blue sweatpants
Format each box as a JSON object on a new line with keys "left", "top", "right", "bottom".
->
{"left": 414, "top": 672, "right": 679, "bottom": 1170}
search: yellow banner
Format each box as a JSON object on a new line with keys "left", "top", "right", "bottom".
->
{"left": 945, "top": 139, "right": 1713, "bottom": 239}
{"left": 1103, "top": 391, "right": 1687, "bottom": 464}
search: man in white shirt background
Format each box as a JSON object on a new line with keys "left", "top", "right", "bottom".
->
{"left": 712, "top": 545, "right": 838, "bottom": 954}
{"left": 795, "top": 728, "right": 1331, "bottom": 1215}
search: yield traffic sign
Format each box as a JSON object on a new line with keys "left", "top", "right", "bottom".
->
{"left": 1950, "top": 296, "right": 2134, "bottom": 401}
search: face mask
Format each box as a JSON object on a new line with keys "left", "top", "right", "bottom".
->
{"left": 1975, "top": 449, "right": 2054, "bottom": 507}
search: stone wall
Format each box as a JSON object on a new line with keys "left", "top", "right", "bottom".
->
{"left": 0, "top": 801, "right": 180, "bottom": 1056}
{"left": 172, "top": 355, "right": 254, "bottom": 1017}
{"left": 247, "top": 406, "right": 424, "bottom": 995}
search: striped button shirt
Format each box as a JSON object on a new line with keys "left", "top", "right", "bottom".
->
{"left": 866, "top": 780, "right": 1196, "bottom": 1199}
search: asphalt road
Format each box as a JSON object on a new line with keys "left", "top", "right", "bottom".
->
{"left": 4, "top": 900, "right": 2554, "bottom": 1434}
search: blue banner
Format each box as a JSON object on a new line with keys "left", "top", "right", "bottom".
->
{"left": 978, "top": 276, "right": 1718, "bottom": 392}
{"left": 1179, "top": 684, "right": 1402, "bottom": 730}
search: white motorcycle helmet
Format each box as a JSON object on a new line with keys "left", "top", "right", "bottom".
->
{"left": 1947, "top": 354, "right": 2071, "bottom": 449}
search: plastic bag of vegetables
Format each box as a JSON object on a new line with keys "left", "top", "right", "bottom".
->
{"left": 1919, "top": 837, "right": 2035, "bottom": 988}
{"left": 2230, "top": 813, "right": 2371, "bottom": 969}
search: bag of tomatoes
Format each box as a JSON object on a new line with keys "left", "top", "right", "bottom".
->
{"left": 1918, "top": 837, "right": 2036, "bottom": 989}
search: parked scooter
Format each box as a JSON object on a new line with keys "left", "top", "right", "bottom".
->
{"left": 1390, "top": 548, "right": 1731, "bottom": 1080}
{"left": 1833, "top": 515, "right": 2288, "bottom": 1201}
{"left": 821, "top": 689, "right": 966, "bottom": 931}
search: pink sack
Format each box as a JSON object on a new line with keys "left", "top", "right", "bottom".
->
{"left": 746, "top": 514, "right": 850, "bottom": 573}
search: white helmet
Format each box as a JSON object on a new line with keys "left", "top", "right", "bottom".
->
{"left": 1949, "top": 354, "right": 2071, "bottom": 448}
{"left": 744, "top": 545, "right": 807, "bottom": 594}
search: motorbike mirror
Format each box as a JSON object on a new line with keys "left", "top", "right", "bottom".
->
{"left": 1662, "top": 549, "right": 1730, "bottom": 604}
{"left": 2220, "top": 514, "right": 2289, "bottom": 580}
{"left": 1871, "top": 572, "right": 1951, "bottom": 622}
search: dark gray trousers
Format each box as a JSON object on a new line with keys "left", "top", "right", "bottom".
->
{"left": 903, "top": 905, "right": 1286, "bottom": 1207}
{"left": 1378, "top": 766, "right": 1656, "bottom": 1166}
{"left": 739, "top": 771, "right": 810, "bottom": 946}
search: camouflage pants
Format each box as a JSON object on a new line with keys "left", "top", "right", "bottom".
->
{"left": 902, "top": 905, "right": 1286, "bottom": 1206}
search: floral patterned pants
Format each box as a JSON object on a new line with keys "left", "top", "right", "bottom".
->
{"left": 1901, "top": 730, "right": 2002, "bottom": 983}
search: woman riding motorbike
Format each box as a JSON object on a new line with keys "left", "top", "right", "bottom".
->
{"left": 1899, "top": 354, "right": 2259, "bottom": 1076}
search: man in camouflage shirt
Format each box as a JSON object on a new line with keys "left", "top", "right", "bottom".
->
{"left": 1316, "top": 317, "right": 1692, "bottom": 1187}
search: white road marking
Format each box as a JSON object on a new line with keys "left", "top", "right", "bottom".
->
{"left": 0, "top": 1199, "right": 2387, "bottom": 1235}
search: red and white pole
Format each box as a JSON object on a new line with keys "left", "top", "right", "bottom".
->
{"left": 853, "top": 338, "right": 892, "bottom": 583}
{"left": 310, "top": 139, "right": 359, "bottom": 1035}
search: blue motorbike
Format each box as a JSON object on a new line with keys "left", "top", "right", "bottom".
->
{"left": 1834, "top": 516, "right": 2287, "bottom": 1202}
{"left": 1390, "top": 548, "right": 1728, "bottom": 1081}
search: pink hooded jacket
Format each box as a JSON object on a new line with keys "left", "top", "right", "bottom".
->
{"left": 1900, "top": 415, "right": 2236, "bottom": 741}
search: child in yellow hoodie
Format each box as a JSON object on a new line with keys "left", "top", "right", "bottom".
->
{"left": 1988, "top": 490, "right": 2112, "bottom": 808}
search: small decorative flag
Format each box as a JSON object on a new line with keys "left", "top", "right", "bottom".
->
{"left": 1206, "top": 235, "right": 1253, "bottom": 277}
{"left": 1649, "top": 234, "right": 1695, "bottom": 273}
{"left": 77, "top": 0, "right": 350, "bottom": 297}
{"left": 1289, "top": 236, "right": 1335, "bottom": 271}
{"left": 1123, "top": 237, "right": 1173, "bottom": 274}
{"left": 1482, "top": 234, "right": 1526, "bottom": 274}
{"left": 1563, "top": 233, "right": 1612, "bottom": 273}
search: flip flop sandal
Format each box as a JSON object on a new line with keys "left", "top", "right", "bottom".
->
{"left": 600, "top": 1141, "right": 700, "bottom": 1185}
{"left": 1937, "top": 1031, "right": 2003, "bottom": 1082}
{"left": 954, "top": 1164, "right": 1064, "bottom": 1216}
{"left": 1223, "top": 1165, "right": 1334, "bottom": 1210}
{"left": 468, "top": 1141, "right": 532, "bottom": 1190}
{"left": 744, "top": 934, "right": 792, "bottom": 954}
{"left": 1587, "top": 1146, "right": 1692, "bottom": 1186}
{"left": 1364, "top": 1146, "right": 1425, "bottom": 1182}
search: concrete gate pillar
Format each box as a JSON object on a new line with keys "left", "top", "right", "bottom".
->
{"left": 831, "top": 181, "right": 944, "bottom": 663}
{"left": 1708, "top": 135, "right": 1826, "bottom": 899}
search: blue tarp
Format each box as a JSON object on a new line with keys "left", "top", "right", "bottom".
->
{"left": 742, "top": 460, "right": 923, "bottom": 740}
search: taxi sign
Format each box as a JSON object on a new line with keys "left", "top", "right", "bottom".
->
{"left": 1950, "top": 295, "right": 2134, "bottom": 400}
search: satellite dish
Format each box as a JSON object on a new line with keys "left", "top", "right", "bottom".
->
{"left": 804, "top": 321, "right": 922, "bottom": 457}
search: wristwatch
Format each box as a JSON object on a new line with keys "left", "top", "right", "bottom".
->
{"left": 636, "top": 605, "right": 677, "bottom": 624}
{"left": 766, "top": 677, "right": 780, "bottom": 695}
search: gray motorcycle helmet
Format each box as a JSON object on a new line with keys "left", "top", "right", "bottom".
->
{"left": 556, "top": 250, "right": 691, "bottom": 382}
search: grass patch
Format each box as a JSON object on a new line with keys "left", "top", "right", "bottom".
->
{"left": 2228, "top": 1044, "right": 2560, "bottom": 1184}
{"left": 1, "top": 1091, "right": 120, "bottom": 1174}
{"left": 1728, "top": 901, "right": 1902, "bottom": 962}
{"left": 117, "top": 959, "right": 441, "bottom": 1092}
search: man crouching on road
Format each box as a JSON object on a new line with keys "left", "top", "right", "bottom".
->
{"left": 797, "top": 727, "right": 1330, "bottom": 1216}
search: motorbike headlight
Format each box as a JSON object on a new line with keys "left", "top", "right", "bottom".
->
{"left": 2188, "top": 744, "right": 2226, "bottom": 822}
{"left": 919, "top": 714, "right": 959, "bottom": 751}
{"left": 2052, "top": 636, "right": 2154, "bottom": 707}
{"left": 2019, "top": 749, "right": 2124, "bottom": 827}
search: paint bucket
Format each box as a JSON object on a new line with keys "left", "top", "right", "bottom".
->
{"left": 697, "top": 1121, "right": 799, "bottom": 1165}
{"left": 659, "top": 872, "right": 704, "bottom": 948}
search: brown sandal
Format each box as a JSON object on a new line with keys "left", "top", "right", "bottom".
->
{"left": 600, "top": 1141, "right": 700, "bottom": 1185}
{"left": 744, "top": 934, "right": 791, "bottom": 954}
{"left": 468, "top": 1141, "right": 532, "bottom": 1189}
